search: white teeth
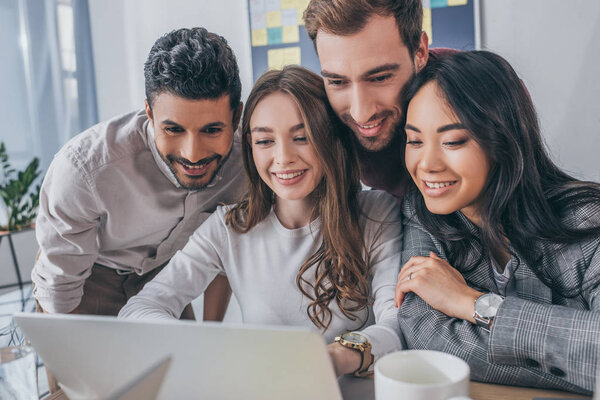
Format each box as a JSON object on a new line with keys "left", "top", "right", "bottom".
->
{"left": 360, "top": 120, "right": 383, "bottom": 129}
{"left": 182, "top": 163, "right": 206, "bottom": 169}
{"left": 276, "top": 171, "right": 304, "bottom": 180}
{"left": 425, "top": 181, "right": 455, "bottom": 189}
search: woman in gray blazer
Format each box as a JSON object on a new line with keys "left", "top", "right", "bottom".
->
{"left": 394, "top": 51, "right": 600, "bottom": 395}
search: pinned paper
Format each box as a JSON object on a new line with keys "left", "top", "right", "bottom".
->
{"left": 283, "top": 47, "right": 301, "bottom": 65}
{"left": 268, "top": 49, "right": 285, "bottom": 70}
{"left": 282, "top": 25, "right": 299, "bottom": 43}
{"left": 250, "top": 10, "right": 266, "bottom": 30}
{"left": 268, "top": 46, "right": 301, "bottom": 70}
{"left": 267, "top": 27, "right": 283, "bottom": 44}
{"left": 422, "top": 0, "right": 431, "bottom": 8}
{"left": 423, "top": 8, "right": 432, "bottom": 45}
{"left": 448, "top": 0, "right": 467, "bottom": 5}
{"left": 249, "top": 0, "right": 265, "bottom": 13}
{"left": 265, "top": 0, "right": 280, "bottom": 11}
{"left": 281, "top": 8, "right": 298, "bottom": 26}
{"left": 281, "top": 0, "right": 296, "bottom": 9}
{"left": 252, "top": 29, "right": 268, "bottom": 46}
{"left": 266, "top": 10, "right": 282, "bottom": 27}
{"left": 430, "top": 0, "right": 447, "bottom": 8}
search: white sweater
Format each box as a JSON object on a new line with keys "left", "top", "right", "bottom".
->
{"left": 119, "top": 190, "right": 403, "bottom": 356}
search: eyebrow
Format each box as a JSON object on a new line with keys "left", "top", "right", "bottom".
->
{"left": 251, "top": 123, "right": 305, "bottom": 134}
{"left": 161, "top": 120, "right": 226, "bottom": 129}
{"left": 321, "top": 63, "right": 400, "bottom": 81}
{"left": 405, "top": 123, "right": 466, "bottom": 133}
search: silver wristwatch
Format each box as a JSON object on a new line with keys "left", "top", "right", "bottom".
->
{"left": 473, "top": 293, "right": 504, "bottom": 331}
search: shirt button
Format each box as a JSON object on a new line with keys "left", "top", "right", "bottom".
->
{"left": 525, "top": 359, "right": 540, "bottom": 368}
{"left": 549, "top": 366, "right": 566, "bottom": 377}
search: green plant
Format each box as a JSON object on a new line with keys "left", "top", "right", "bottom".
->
{"left": 0, "top": 142, "right": 42, "bottom": 231}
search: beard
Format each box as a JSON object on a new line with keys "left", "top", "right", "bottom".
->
{"left": 159, "top": 146, "right": 232, "bottom": 191}
{"left": 341, "top": 109, "right": 401, "bottom": 152}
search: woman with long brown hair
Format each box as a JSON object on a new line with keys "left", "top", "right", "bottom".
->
{"left": 120, "top": 66, "right": 402, "bottom": 376}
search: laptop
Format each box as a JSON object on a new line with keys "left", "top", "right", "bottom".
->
{"left": 13, "top": 313, "right": 343, "bottom": 400}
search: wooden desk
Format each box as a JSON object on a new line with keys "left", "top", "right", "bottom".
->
{"left": 44, "top": 382, "right": 593, "bottom": 400}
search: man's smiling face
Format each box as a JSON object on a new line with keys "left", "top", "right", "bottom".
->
{"left": 147, "top": 93, "right": 239, "bottom": 190}
{"left": 316, "top": 14, "right": 428, "bottom": 152}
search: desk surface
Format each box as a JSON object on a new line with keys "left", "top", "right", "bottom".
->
{"left": 45, "top": 380, "right": 592, "bottom": 400}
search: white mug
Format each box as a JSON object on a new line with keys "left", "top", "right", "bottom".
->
{"left": 374, "top": 350, "right": 470, "bottom": 400}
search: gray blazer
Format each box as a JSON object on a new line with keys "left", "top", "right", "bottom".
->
{"left": 398, "top": 192, "right": 600, "bottom": 395}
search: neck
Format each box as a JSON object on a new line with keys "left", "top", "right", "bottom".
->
{"left": 274, "top": 196, "right": 315, "bottom": 229}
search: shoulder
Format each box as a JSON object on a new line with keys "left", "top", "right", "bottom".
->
{"left": 55, "top": 110, "right": 149, "bottom": 174}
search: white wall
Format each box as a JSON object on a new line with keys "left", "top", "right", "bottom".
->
{"left": 480, "top": 0, "right": 600, "bottom": 181}
{"left": 88, "top": 0, "right": 253, "bottom": 121}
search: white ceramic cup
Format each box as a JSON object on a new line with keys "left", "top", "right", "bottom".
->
{"left": 374, "top": 350, "right": 470, "bottom": 400}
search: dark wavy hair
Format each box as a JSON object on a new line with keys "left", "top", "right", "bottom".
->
{"left": 226, "top": 66, "right": 370, "bottom": 330}
{"left": 401, "top": 51, "right": 600, "bottom": 296}
{"left": 144, "top": 27, "right": 241, "bottom": 110}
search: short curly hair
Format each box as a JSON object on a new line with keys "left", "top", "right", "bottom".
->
{"left": 144, "top": 27, "right": 241, "bottom": 110}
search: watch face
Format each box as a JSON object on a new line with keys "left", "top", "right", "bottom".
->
{"left": 475, "top": 293, "right": 504, "bottom": 318}
{"left": 342, "top": 332, "right": 367, "bottom": 344}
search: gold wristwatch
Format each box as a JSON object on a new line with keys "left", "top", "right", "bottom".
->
{"left": 334, "top": 332, "right": 373, "bottom": 377}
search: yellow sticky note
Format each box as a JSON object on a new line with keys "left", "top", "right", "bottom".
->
{"left": 283, "top": 46, "right": 301, "bottom": 65}
{"left": 266, "top": 11, "right": 282, "bottom": 28}
{"left": 448, "top": 0, "right": 467, "bottom": 5}
{"left": 296, "top": 0, "right": 309, "bottom": 23}
{"left": 268, "top": 48, "right": 285, "bottom": 70}
{"left": 281, "top": 0, "right": 295, "bottom": 9}
{"left": 423, "top": 8, "right": 432, "bottom": 45}
{"left": 251, "top": 29, "right": 268, "bottom": 46}
{"left": 282, "top": 25, "right": 300, "bottom": 43}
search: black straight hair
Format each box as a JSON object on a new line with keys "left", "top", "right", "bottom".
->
{"left": 401, "top": 51, "right": 600, "bottom": 296}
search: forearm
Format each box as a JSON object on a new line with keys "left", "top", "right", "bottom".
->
{"left": 398, "top": 293, "right": 592, "bottom": 394}
{"left": 202, "top": 274, "right": 232, "bottom": 321}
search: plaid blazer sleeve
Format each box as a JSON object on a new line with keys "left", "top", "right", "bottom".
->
{"left": 397, "top": 197, "right": 600, "bottom": 395}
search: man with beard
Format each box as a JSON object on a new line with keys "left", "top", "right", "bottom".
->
{"left": 32, "top": 27, "right": 244, "bottom": 322}
{"left": 303, "top": 0, "right": 455, "bottom": 377}
{"left": 304, "top": 0, "right": 454, "bottom": 202}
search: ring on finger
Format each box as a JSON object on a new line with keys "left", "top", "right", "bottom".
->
{"left": 407, "top": 272, "right": 413, "bottom": 281}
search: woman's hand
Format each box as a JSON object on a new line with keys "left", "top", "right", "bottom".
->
{"left": 327, "top": 342, "right": 363, "bottom": 377}
{"left": 395, "top": 252, "right": 482, "bottom": 322}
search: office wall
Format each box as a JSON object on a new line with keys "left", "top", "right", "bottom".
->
{"left": 480, "top": 0, "right": 600, "bottom": 181}
{"left": 88, "top": 0, "right": 253, "bottom": 121}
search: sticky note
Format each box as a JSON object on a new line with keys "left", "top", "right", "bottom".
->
{"left": 298, "top": 8, "right": 305, "bottom": 25}
{"left": 281, "top": 8, "right": 298, "bottom": 26}
{"left": 268, "top": 48, "right": 285, "bottom": 70}
{"left": 265, "top": 0, "right": 280, "bottom": 11}
{"left": 267, "top": 27, "right": 283, "bottom": 44}
{"left": 430, "top": 0, "right": 447, "bottom": 8}
{"left": 282, "top": 25, "right": 300, "bottom": 43}
{"left": 448, "top": 0, "right": 467, "bottom": 5}
{"left": 252, "top": 29, "right": 268, "bottom": 46}
{"left": 281, "top": 0, "right": 296, "bottom": 9}
{"left": 251, "top": 10, "right": 266, "bottom": 30}
{"left": 423, "top": 8, "right": 432, "bottom": 45}
{"left": 283, "top": 47, "right": 301, "bottom": 65}
{"left": 266, "top": 10, "right": 282, "bottom": 28}
{"left": 249, "top": 0, "right": 265, "bottom": 13}
{"left": 422, "top": 0, "right": 431, "bottom": 8}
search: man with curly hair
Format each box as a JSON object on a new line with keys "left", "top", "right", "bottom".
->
{"left": 32, "top": 27, "right": 244, "bottom": 321}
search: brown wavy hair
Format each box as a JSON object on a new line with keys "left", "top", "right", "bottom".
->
{"left": 226, "top": 65, "right": 369, "bottom": 331}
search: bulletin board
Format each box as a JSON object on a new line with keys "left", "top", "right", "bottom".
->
{"left": 247, "top": 0, "right": 480, "bottom": 82}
